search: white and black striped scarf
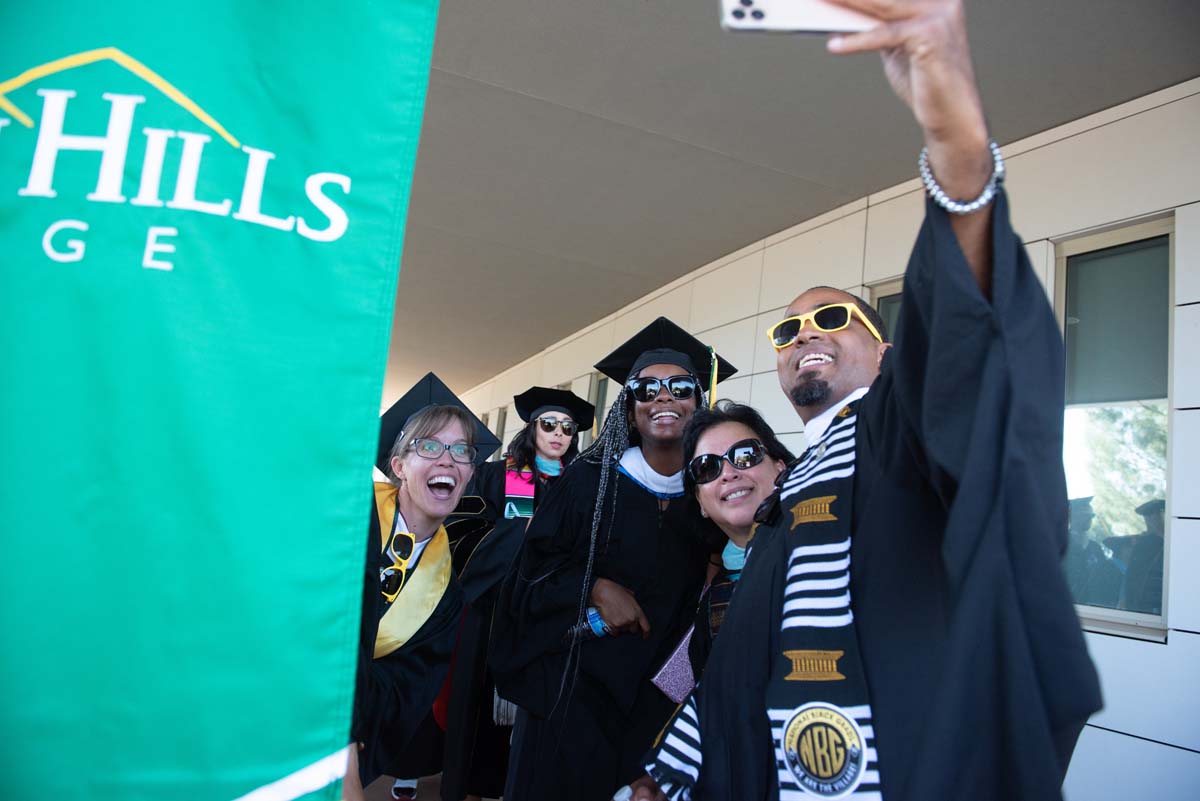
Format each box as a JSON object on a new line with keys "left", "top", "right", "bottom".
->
{"left": 647, "top": 399, "right": 883, "bottom": 801}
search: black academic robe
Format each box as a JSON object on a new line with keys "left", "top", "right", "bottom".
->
{"left": 351, "top": 485, "right": 464, "bottom": 787}
{"left": 490, "top": 457, "right": 710, "bottom": 801}
{"left": 687, "top": 565, "right": 737, "bottom": 679}
{"left": 657, "top": 192, "right": 1102, "bottom": 801}
{"left": 440, "top": 460, "right": 558, "bottom": 801}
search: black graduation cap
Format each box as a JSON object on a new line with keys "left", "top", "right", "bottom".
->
{"left": 594, "top": 316, "right": 738, "bottom": 386}
{"left": 376, "top": 372, "right": 501, "bottom": 469}
{"left": 513, "top": 386, "right": 596, "bottom": 428}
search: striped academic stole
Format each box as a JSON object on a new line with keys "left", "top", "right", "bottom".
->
{"left": 765, "top": 400, "right": 884, "bottom": 801}
{"left": 502, "top": 461, "right": 536, "bottom": 519}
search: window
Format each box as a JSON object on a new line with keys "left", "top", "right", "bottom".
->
{"left": 490, "top": 406, "right": 507, "bottom": 461}
{"left": 580, "top": 372, "right": 611, "bottom": 450}
{"left": 869, "top": 278, "right": 903, "bottom": 343}
{"left": 1056, "top": 218, "right": 1173, "bottom": 629}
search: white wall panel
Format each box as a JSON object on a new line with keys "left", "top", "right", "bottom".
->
{"left": 1024, "top": 238, "right": 1053, "bottom": 299}
{"left": 1007, "top": 94, "right": 1200, "bottom": 243}
{"left": 541, "top": 323, "right": 613, "bottom": 388}
{"left": 1167, "top": 518, "right": 1200, "bottom": 634}
{"left": 690, "top": 250, "right": 763, "bottom": 331}
{"left": 765, "top": 198, "right": 867, "bottom": 248}
{"left": 1177, "top": 202, "right": 1200, "bottom": 305}
{"left": 459, "top": 383, "right": 493, "bottom": 416}
{"left": 569, "top": 374, "right": 591, "bottom": 402}
{"left": 613, "top": 284, "right": 692, "bottom": 343}
{"left": 750, "top": 370, "right": 801, "bottom": 435}
{"left": 1085, "top": 629, "right": 1200, "bottom": 751}
{"left": 1171, "top": 410, "right": 1200, "bottom": 518}
{"left": 492, "top": 360, "right": 542, "bottom": 408}
{"left": 778, "top": 431, "right": 807, "bottom": 458}
{"left": 863, "top": 190, "right": 923, "bottom": 284}
{"left": 760, "top": 211, "right": 866, "bottom": 312}
{"left": 715, "top": 375, "right": 753, "bottom": 407}
{"left": 1064, "top": 725, "right": 1200, "bottom": 801}
{"left": 753, "top": 306, "right": 788, "bottom": 375}
{"left": 1176, "top": 304, "right": 1200, "bottom": 408}
{"left": 694, "top": 317, "right": 758, "bottom": 381}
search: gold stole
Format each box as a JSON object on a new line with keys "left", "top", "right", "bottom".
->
{"left": 372, "top": 481, "right": 452, "bottom": 659}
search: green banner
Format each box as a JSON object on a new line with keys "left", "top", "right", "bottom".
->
{"left": 0, "top": 3, "right": 439, "bottom": 799}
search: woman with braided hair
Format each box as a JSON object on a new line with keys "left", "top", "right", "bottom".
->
{"left": 489, "top": 317, "right": 737, "bottom": 801}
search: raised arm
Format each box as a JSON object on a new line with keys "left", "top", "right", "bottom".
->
{"left": 829, "top": 0, "right": 995, "bottom": 297}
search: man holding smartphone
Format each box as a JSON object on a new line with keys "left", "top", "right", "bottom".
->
{"left": 631, "top": 1, "right": 1101, "bottom": 800}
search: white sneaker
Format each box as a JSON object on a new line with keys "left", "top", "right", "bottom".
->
{"left": 390, "top": 778, "right": 417, "bottom": 800}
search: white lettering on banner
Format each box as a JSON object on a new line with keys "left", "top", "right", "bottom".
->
{"left": 297, "top": 173, "right": 351, "bottom": 243}
{"left": 130, "top": 127, "right": 176, "bottom": 207}
{"left": 166, "top": 131, "right": 233, "bottom": 216}
{"left": 4, "top": 72, "right": 359, "bottom": 271}
{"left": 19, "top": 90, "right": 145, "bottom": 203}
{"left": 233, "top": 146, "right": 296, "bottom": 232}
{"left": 42, "top": 219, "right": 89, "bottom": 262}
{"left": 142, "top": 226, "right": 178, "bottom": 271}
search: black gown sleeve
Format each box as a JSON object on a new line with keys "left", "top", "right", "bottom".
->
{"left": 452, "top": 461, "right": 523, "bottom": 606}
{"left": 487, "top": 462, "right": 596, "bottom": 716}
{"left": 863, "top": 191, "right": 1101, "bottom": 799}
{"left": 350, "top": 504, "right": 465, "bottom": 785}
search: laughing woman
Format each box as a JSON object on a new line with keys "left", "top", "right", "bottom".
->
{"left": 441, "top": 386, "right": 595, "bottom": 801}
{"left": 489, "top": 318, "right": 736, "bottom": 801}
{"left": 680, "top": 401, "right": 793, "bottom": 675}
{"left": 344, "top": 373, "right": 499, "bottom": 801}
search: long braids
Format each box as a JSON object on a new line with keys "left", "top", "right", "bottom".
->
{"left": 551, "top": 380, "right": 706, "bottom": 713}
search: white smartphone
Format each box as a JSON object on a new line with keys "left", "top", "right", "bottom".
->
{"left": 720, "top": 0, "right": 876, "bottom": 34}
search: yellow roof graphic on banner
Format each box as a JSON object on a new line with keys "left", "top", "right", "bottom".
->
{"left": 0, "top": 47, "right": 240, "bottom": 148}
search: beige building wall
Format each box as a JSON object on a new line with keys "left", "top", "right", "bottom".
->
{"left": 456, "top": 79, "right": 1200, "bottom": 798}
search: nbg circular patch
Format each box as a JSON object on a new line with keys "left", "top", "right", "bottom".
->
{"left": 781, "top": 702, "right": 866, "bottom": 798}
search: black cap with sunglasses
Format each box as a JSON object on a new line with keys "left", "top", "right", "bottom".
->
{"left": 513, "top": 386, "right": 596, "bottom": 434}
{"left": 376, "top": 371, "right": 502, "bottom": 471}
{"left": 594, "top": 316, "right": 738, "bottom": 399}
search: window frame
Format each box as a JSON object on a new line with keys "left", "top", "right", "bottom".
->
{"left": 490, "top": 405, "right": 507, "bottom": 461}
{"left": 868, "top": 278, "right": 904, "bottom": 341}
{"left": 1052, "top": 215, "right": 1175, "bottom": 642}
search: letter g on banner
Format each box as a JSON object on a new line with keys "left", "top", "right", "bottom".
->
{"left": 42, "top": 219, "right": 89, "bottom": 262}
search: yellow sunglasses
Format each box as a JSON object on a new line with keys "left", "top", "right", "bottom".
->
{"left": 767, "top": 302, "right": 884, "bottom": 351}
{"left": 380, "top": 528, "right": 415, "bottom": 603}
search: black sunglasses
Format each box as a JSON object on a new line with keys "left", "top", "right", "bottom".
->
{"left": 626, "top": 374, "right": 698, "bottom": 403}
{"left": 687, "top": 438, "right": 766, "bottom": 485}
{"left": 537, "top": 416, "right": 578, "bottom": 436}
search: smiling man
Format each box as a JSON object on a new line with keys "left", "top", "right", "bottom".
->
{"left": 634, "top": 2, "right": 1101, "bottom": 800}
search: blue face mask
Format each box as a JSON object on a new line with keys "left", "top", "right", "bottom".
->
{"left": 722, "top": 539, "right": 746, "bottom": 574}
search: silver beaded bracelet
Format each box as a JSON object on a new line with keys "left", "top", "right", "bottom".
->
{"left": 918, "top": 139, "right": 1005, "bottom": 215}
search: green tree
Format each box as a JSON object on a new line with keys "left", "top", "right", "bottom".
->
{"left": 1084, "top": 400, "right": 1167, "bottom": 538}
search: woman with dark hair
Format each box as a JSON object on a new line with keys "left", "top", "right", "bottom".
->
{"left": 680, "top": 400, "right": 794, "bottom": 675}
{"left": 440, "top": 386, "right": 595, "bottom": 801}
{"left": 489, "top": 317, "right": 737, "bottom": 801}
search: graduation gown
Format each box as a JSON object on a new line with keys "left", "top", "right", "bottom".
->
{"left": 351, "top": 482, "right": 464, "bottom": 786}
{"left": 440, "top": 459, "right": 557, "bottom": 801}
{"left": 646, "top": 191, "right": 1102, "bottom": 801}
{"left": 490, "top": 457, "right": 710, "bottom": 801}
